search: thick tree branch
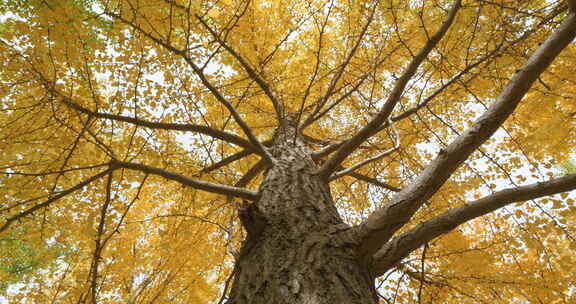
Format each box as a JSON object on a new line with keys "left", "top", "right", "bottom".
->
{"left": 346, "top": 172, "right": 401, "bottom": 192}
{"left": 310, "top": 138, "right": 401, "bottom": 191}
{"left": 108, "top": 12, "right": 275, "bottom": 165}
{"left": 311, "top": 140, "right": 345, "bottom": 159}
{"left": 371, "top": 173, "right": 576, "bottom": 276}
{"left": 330, "top": 119, "right": 400, "bottom": 180}
{"left": 235, "top": 159, "right": 267, "bottom": 188}
{"left": 200, "top": 138, "right": 279, "bottom": 174}
{"left": 355, "top": 11, "right": 576, "bottom": 259}
{"left": 59, "top": 96, "right": 256, "bottom": 151}
{"left": 200, "top": 149, "right": 254, "bottom": 173}
{"left": 112, "top": 160, "right": 259, "bottom": 200}
{"left": 317, "top": 0, "right": 462, "bottom": 179}
{"left": 301, "top": 74, "right": 370, "bottom": 129}
{"left": 313, "top": 5, "right": 563, "bottom": 157}
{"left": 180, "top": 53, "right": 275, "bottom": 165}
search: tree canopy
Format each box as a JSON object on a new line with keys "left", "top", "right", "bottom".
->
{"left": 1, "top": 0, "right": 576, "bottom": 302}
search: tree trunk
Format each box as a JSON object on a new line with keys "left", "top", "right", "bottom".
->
{"left": 226, "top": 124, "right": 377, "bottom": 304}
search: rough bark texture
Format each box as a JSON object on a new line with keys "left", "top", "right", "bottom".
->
{"left": 222, "top": 11, "right": 576, "bottom": 301}
{"left": 226, "top": 123, "right": 377, "bottom": 304}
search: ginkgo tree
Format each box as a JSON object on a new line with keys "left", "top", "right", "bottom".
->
{"left": 1, "top": 0, "right": 576, "bottom": 302}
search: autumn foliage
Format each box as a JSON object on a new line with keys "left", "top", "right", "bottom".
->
{"left": 1, "top": 0, "right": 576, "bottom": 303}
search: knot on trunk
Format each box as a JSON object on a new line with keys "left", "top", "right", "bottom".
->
{"left": 238, "top": 200, "right": 267, "bottom": 239}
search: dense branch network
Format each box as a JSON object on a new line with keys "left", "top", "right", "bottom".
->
{"left": 1, "top": 1, "right": 576, "bottom": 301}
{"left": 317, "top": 0, "right": 463, "bottom": 179}
{"left": 355, "top": 8, "right": 576, "bottom": 260}
{"left": 107, "top": 10, "right": 275, "bottom": 164}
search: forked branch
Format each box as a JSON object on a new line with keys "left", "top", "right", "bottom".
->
{"left": 330, "top": 118, "right": 400, "bottom": 180}
{"left": 317, "top": 0, "right": 462, "bottom": 179}
{"left": 196, "top": 15, "right": 285, "bottom": 120}
{"left": 108, "top": 12, "right": 275, "bottom": 165}
{"left": 300, "top": 1, "right": 379, "bottom": 128}
{"left": 356, "top": 10, "right": 576, "bottom": 259}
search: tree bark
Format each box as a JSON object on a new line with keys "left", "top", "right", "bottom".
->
{"left": 224, "top": 10, "right": 576, "bottom": 302}
{"left": 226, "top": 123, "right": 377, "bottom": 304}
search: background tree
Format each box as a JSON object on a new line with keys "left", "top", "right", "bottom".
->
{"left": 1, "top": 0, "right": 576, "bottom": 303}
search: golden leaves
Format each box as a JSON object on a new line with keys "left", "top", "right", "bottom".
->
{"left": 1, "top": 0, "right": 576, "bottom": 303}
